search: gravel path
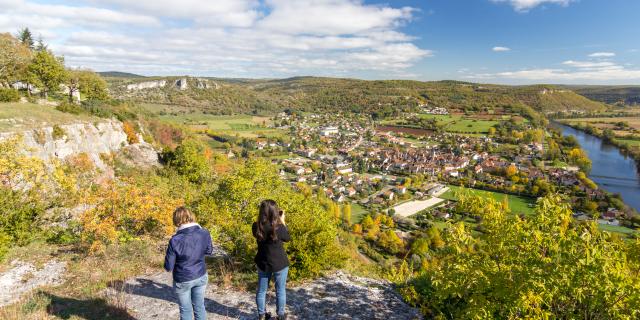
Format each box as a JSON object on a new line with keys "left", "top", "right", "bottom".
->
{"left": 104, "top": 271, "right": 422, "bottom": 320}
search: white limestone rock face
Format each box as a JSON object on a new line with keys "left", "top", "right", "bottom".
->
{"left": 116, "top": 143, "right": 160, "bottom": 169}
{"left": 175, "top": 78, "right": 188, "bottom": 90}
{"left": 126, "top": 80, "right": 167, "bottom": 91}
{"left": 0, "top": 120, "right": 128, "bottom": 170}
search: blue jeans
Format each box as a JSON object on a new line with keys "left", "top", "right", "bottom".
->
{"left": 174, "top": 274, "right": 208, "bottom": 320}
{"left": 256, "top": 266, "right": 288, "bottom": 317}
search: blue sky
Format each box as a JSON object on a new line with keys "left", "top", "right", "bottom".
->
{"left": 1, "top": 0, "right": 639, "bottom": 84}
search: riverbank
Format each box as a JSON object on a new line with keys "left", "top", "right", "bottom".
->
{"left": 551, "top": 122, "right": 640, "bottom": 214}
{"left": 556, "top": 120, "right": 640, "bottom": 166}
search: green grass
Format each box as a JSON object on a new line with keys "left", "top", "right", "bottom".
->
{"left": 616, "top": 139, "right": 640, "bottom": 147}
{"left": 352, "top": 203, "right": 369, "bottom": 223}
{"left": 416, "top": 114, "right": 500, "bottom": 133}
{"left": 0, "top": 103, "right": 97, "bottom": 132}
{"left": 598, "top": 224, "right": 638, "bottom": 235}
{"left": 440, "top": 185, "right": 536, "bottom": 215}
{"left": 158, "top": 113, "right": 286, "bottom": 138}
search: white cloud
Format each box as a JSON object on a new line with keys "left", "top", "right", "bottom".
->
{"left": 491, "top": 0, "right": 574, "bottom": 12}
{"left": 588, "top": 52, "right": 616, "bottom": 58}
{"left": 0, "top": 0, "right": 431, "bottom": 78}
{"left": 492, "top": 46, "right": 511, "bottom": 52}
{"left": 466, "top": 53, "right": 640, "bottom": 83}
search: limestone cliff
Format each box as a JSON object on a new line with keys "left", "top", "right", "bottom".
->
{"left": 0, "top": 120, "right": 158, "bottom": 170}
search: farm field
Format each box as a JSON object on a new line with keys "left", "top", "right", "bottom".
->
{"left": 417, "top": 114, "right": 500, "bottom": 133}
{"left": 440, "top": 185, "right": 536, "bottom": 215}
{"left": 0, "top": 102, "right": 97, "bottom": 132}
{"left": 616, "top": 139, "right": 640, "bottom": 147}
{"left": 158, "top": 113, "right": 285, "bottom": 138}
{"left": 392, "top": 198, "right": 446, "bottom": 218}
{"left": 561, "top": 117, "right": 640, "bottom": 136}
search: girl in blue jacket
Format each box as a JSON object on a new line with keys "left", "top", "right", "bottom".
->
{"left": 165, "top": 207, "right": 213, "bottom": 320}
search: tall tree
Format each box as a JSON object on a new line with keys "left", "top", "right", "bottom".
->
{"left": 16, "top": 28, "right": 34, "bottom": 49}
{"left": 26, "top": 50, "right": 67, "bottom": 98}
{"left": 342, "top": 203, "right": 352, "bottom": 226}
{"left": 66, "top": 69, "right": 109, "bottom": 102}
{"left": 0, "top": 33, "right": 32, "bottom": 87}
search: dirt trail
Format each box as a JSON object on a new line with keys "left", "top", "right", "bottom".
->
{"left": 104, "top": 270, "right": 422, "bottom": 320}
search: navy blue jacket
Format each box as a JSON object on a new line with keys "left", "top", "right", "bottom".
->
{"left": 164, "top": 225, "right": 213, "bottom": 283}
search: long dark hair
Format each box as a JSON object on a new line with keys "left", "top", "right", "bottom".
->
{"left": 256, "top": 199, "right": 282, "bottom": 242}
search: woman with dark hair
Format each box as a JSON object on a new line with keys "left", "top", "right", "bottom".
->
{"left": 252, "top": 199, "right": 291, "bottom": 320}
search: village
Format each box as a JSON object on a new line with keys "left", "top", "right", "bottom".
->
{"left": 265, "top": 110, "right": 622, "bottom": 231}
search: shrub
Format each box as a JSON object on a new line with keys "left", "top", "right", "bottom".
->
{"left": 55, "top": 102, "right": 84, "bottom": 115}
{"left": 0, "top": 188, "right": 45, "bottom": 260}
{"left": 122, "top": 121, "right": 139, "bottom": 144}
{"left": 0, "top": 88, "right": 20, "bottom": 102}
{"left": 80, "top": 181, "right": 182, "bottom": 253}
{"left": 196, "top": 159, "right": 345, "bottom": 280}
{"left": 52, "top": 125, "right": 65, "bottom": 140}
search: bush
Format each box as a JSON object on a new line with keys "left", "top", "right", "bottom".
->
{"left": 55, "top": 102, "right": 84, "bottom": 115}
{"left": 122, "top": 121, "right": 139, "bottom": 144}
{"left": 52, "top": 125, "right": 65, "bottom": 140}
{"left": 0, "top": 88, "right": 20, "bottom": 102}
{"left": 196, "top": 159, "right": 345, "bottom": 280}
{"left": 0, "top": 188, "right": 45, "bottom": 260}
{"left": 165, "top": 139, "right": 211, "bottom": 183}
{"left": 80, "top": 181, "right": 182, "bottom": 253}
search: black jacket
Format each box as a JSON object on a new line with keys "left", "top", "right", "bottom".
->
{"left": 252, "top": 222, "right": 291, "bottom": 272}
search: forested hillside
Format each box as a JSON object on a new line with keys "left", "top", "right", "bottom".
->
{"left": 107, "top": 76, "right": 607, "bottom": 116}
{"left": 562, "top": 85, "right": 640, "bottom": 105}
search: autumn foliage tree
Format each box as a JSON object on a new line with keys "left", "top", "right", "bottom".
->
{"left": 401, "top": 194, "right": 640, "bottom": 319}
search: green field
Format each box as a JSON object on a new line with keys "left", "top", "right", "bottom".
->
{"left": 352, "top": 203, "right": 369, "bottom": 223}
{"left": 158, "top": 113, "right": 285, "bottom": 138}
{"left": 417, "top": 114, "right": 500, "bottom": 133}
{"left": 598, "top": 224, "right": 638, "bottom": 235}
{"left": 440, "top": 185, "right": 536, "bottom": 215}
{"left": 0, "top": 103, "right": 97, "bottom": 132}
{"left": 617, "top": 139, "right": 640, "bottom": 147}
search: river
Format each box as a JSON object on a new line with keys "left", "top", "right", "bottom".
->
{"left": 552, "top": 122, "right": 640, "bottom": 212}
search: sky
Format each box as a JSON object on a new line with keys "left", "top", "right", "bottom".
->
{"left": 1, "top": 0, "right": 639, "bottom": 84}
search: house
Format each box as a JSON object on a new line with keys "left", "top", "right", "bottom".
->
{"left": 382, "top": 190, "right": 395, "bottom": 200}
{"left": 346, "top": 187, "right": 357, "bottom": 197}
{"left": 337, "top": 167, "right": 353, "bottom": 175}
{"left": 320, "top": 126, "right": 339, "bottom": 136}
{"left": 395, "top": 186, "right": 407, "bottom": 195}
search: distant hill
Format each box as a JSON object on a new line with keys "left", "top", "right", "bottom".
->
{"left": 560, "top": 85, "right": 640, "bottom": 105}
{"left": 105, "top": 76, "right": 606, "bottom": 116}
{"left": 99, "top": 71, "right": 145, "bottom": 78}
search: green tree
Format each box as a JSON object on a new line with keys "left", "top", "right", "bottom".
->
{"left": 166, "top": 139, "right": 211, "bottom": 183}
{"left": 16, "top": 27, "right": 34, "bottom": 49}
{"left": 66, "top": 69, "right": 109, "bottom": 102}
{"left": 0, "top": 33, "right": 32, "bottom": 86}
{"left": 377, "top": 229, "right": 404, "bottom": 254}
{"left": 26, "top": 49, "right": 67, "bottom": 98}
{"left": 197, "top": 159, "right": 344, "bottom": 280}
{"left": 402, "top": 194, "right": 640, "bottom": 319}
{"left": 342, "top": 203, "right": 352, "bottom": 226}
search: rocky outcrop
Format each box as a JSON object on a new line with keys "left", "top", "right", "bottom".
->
{"left": 0, "top": 260, "right": 67, "bottom": 307}
{"left": 104, "top": 270, "right": 422, "bottom": 319}
{"left": 175, "top": 78, "right": 188, "bottom": 90}
{"left": 0, "top": 120, "right": 159, "bottom": 170}
{"left": 126, "top": 80, "right": 167, "bottom": 91}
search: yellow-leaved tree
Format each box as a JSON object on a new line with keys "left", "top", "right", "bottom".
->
{"left": 400, "top": 194, "right": 640, "bottom": 319}
{"left": 80, "top": 180, "right": 182, "bottom": 253}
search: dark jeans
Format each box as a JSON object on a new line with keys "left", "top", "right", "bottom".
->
{"left": 174, "top": 274, "right": 208, "bottom": 320}
{"left": 256, "top": 266, "right": 288, "bottom": 317}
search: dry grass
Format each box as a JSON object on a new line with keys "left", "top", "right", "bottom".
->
{"left": 0, "top": 240, "right": 165, "bottom": 319}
